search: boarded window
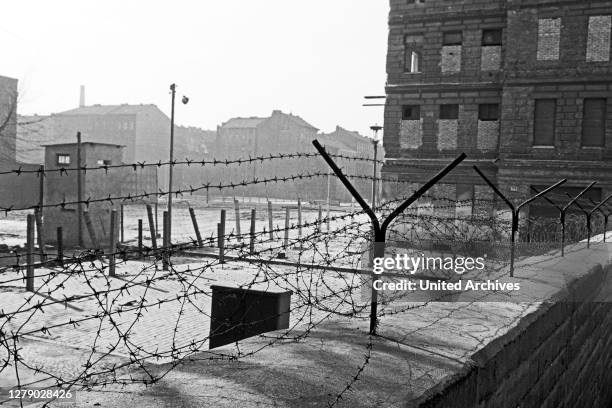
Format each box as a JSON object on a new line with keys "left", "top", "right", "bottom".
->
{"left": 537, "top": 18, "right": 561, "bottom": 60}
{"left": 586, "top": 16, "right": 612, "bottom": 62}
{"left": 57, "top": 154, "right": 71, "bottom": 165}
{"left": 582, "top": 98, "right": 607, "bottom": 147}
{"left": 478, "top": 104, "right": 499, "bottom": 121}
{"left": 404, "top": 34, "right": 424, "bottom": 73}
{"left": 440, "top": 104, "right": 459, "bottom": 120}
{"left": 402, "top": 105, "right": 420, "bottom": 120}
{"left": 482, "top": 29, "right": 503, "bottom": 46}
{"left": 534, "top": 99, "right": 556, "bottom": 146}
{"left": 443, "top": 31, "right": 462, "bottom": 46}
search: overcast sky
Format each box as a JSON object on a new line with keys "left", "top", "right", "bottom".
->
{"left": 1, "top": 1, "right": 389, "bottom": 137}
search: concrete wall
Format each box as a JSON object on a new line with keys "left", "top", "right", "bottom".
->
{"left": 415, "top": 262, "right": 612, "bottom": 408}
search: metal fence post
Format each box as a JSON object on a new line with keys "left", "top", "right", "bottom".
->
{"left": 475, "top": 167, "right": 566, "bottom": 276}
{"left": 146, "top": 204, "right": 157, "bottom": 250}
{"left": 313, "top": 140, "right": 466, "bottom": 335}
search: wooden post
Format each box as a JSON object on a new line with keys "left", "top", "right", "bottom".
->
{"left": 137, "top": 219, "right": 143, "bottom": 258}
{"left": 267, "top": 200, "right": 274, "bottom": 241}
{"left": 250, "top": 208, "right": 256, "bottom": 255}
{"left": 234, "top": 199, "right": 242, "bottom": 241}
{"left": 120, "top": 204, "right": 124, "bottom": 243}
{"left": 318, "top": 204, "right": 323, "bottom": 231}
{"left": 56, "top": 227, "right": 63, "bottom": 266}
{"left": 154, "top": 202, "right": 159, "bottom": 238}
{"left": 146, "top": 204, "right": 157, "bottom": 249}
{"left": 83, "top": 210, "right": 99, "bottom": 249}
{"left": 26, "top": 214, "right": 35, "bottom": 292}
{"left": 162, "top": 211, "right": 169, "bottom": 271}
{"left": 189, "top": 207, "right": 203, "bottom": 247}
{"left": 219, "top": 209, "right": 226, "bottom": 264}
{"left": 284, "top": 207, "right": 290, "bottom": 249}
{"left": 34, "top": 208, "right": 46, "bottom": 261}
{"left": 109, "top": 209, "right": 117, "bottom": 277}
{"left": 297, "top": 198, "right": 303, "bottom": 240}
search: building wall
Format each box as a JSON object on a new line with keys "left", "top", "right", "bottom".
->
{"left": 0, "top": 76, "right": 18, "bottom": 163}
{"left": 382, "top": 0, "right": 612, "bottom": 220}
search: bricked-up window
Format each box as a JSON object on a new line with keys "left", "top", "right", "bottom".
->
{"left": 582, "top": 98, "right": 607, "bottom": 147}
{"left": 478, "top": 104, "right": 499, "bottom": 121}
{"left": 404, "top": 34, "right": 424, "bottom": 73}
{"left": 482, "top": 29, "right": 502, "bottom": 46}
{"left": 56, "top": 154, "right": 71, "bottom": 165}
{"left": 534, "top": 99, "right": 556, "bottom": 146}
{"left": 402, "top": 105, "right": 420, "bottom": 120}
{"left": 443, "top": 32, "right": 462, "bottom": 46}
{"left": 440, "top": 104, "right": 459, "bottom": 120}
{"left": 586, "top": 16, "right": 612, "bottom": 62}
{"left": 537, "top": 18, "right": 561, "bottom": 60}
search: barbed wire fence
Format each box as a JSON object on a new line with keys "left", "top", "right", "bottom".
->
{"left": 0, "top": 143, "right": 610, "bottom": 406}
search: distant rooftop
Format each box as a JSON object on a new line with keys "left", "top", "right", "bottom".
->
{"left": 42, "top": 141, "right": 125, "bottom": 148}
{"left": 221, "top": 117, "right": 266, "bottom": 129}
{"left": 57, "top": 104, "right": 161, "bottom": 116}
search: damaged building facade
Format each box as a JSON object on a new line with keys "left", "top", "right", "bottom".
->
{"left": 382, "top": 0, "right": 612, "bottom": 222}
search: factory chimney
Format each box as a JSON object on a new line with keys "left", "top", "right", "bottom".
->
{"left": 79, "top": 85, "right": 85, "bottom": 107}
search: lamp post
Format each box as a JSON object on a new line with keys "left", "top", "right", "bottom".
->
{"left": 370, "top": 125, "right": 382, "bottom": 210}
{"left": 167, "top": 84, "right": 189, "bottom": 245}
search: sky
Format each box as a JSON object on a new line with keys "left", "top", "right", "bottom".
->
{"left": 1, "top": 1, "right": 389, "bottom": 137}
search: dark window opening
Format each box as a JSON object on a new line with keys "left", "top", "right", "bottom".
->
{"left": 402, "top": 105, "right": 420, "bottom": 120}
{"left": 582, "top": 98, "right": 606, "bottom": 147}
{"left": 443, "top": 31, "right": 463, "bottom": 46}
{"left": 478, "top": 104, "right": 499, "bottom": 121}
{"left": 534, "top": 99, "right": 556, "bottom": 146}
{"left": 97, "top": 159, "right": 112, "bottom": 166}
{"left": 440, "top": 104, "right": 459, "bottom": 120}
{"left": 482, "top": 29, "right": 503, "bottom": 46}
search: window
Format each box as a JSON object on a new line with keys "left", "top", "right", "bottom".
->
{"left": 402, "top": 105, "right": 420, "bottom": 120}
{"left": 57, "top": 154, "right": 71, "bottom": 165}
{"left": 478, "top": 104, "right": 499, "bottom": 121}
{"left": 440, "top": 104, "right": 459, "bottom": 120}
{"left": 404, "top": 34, "right": 424, "bottom": 73}
{"left": 534, "top": 99, "right": 556, "bottom": 146}
{"left": 537, "top": 18, "right": 561, "bottom": 60}
{"left": 582, "top": 98, "right": 606, "bottom": 147}
{"left": 586, "top": 16, "right": 611, "bottom": 62}
{"left": 443, "top": 32, "right": 463, "bottom": 46}
{"left": 482, "top": 29, "right": 503, "bottom": 46}
{"left": 97, "top": 159, "right": 112, "bottom": 166}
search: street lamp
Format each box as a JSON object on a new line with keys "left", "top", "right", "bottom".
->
{"left": 370, "top": 124, "right": 382, "bottom": 210}
{"left": 167, "top": 83, "right": 189, "bottom": 245}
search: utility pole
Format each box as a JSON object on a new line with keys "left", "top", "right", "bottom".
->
{"left": 77, "top": 131, "right": 83, "bottom": 247}
{"left": 167, "top": 84, "right": 176, "bottom": 246}
{"left": 167, "top": 84, "right": 189, "bottom": 245}
{"left": 370, "top": 125, "right": 382, "bottom": 210}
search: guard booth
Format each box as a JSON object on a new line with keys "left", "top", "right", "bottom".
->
{"left": 41, "top": 141, "right": 156, "bottom": 249}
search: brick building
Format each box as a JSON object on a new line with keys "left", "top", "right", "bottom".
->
{"left": 382, "top": 0, "right": 612, "bottom": 220}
